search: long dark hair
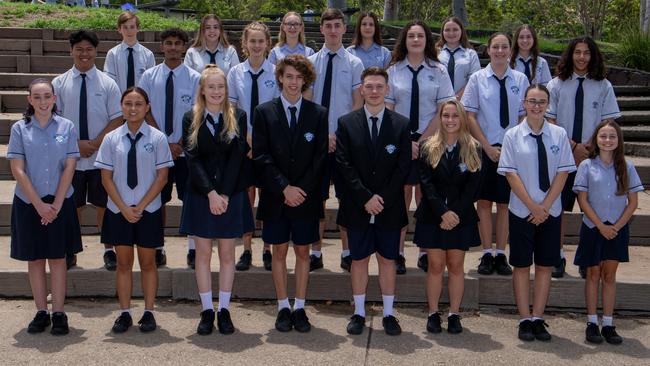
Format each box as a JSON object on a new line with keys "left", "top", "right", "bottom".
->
{"left": 587, "top": 120, "right": 628, "bottom": 195}
{"left": 510, "top": 25, "right": 539, "bottom": 82}
{"left": 121, "top": 86, "right": 150, "bottom": 104}
{"left": 351, "top": 12, "right": 383, "bottom": 47}
{"left": 435, "top": 16, "right": 471, "bottom": 49}
{"left": 556, "top": 36, "right": 606, "bottom": 81}
{"left": 390, "top": 20, "right": 438, "bottom": 67}
{"left": 24, "top": 78, "right": 57, "bottom": 124}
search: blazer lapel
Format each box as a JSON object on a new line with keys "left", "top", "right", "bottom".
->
{"left": 357, "top": 110, "right": 375, "bottom": 160}
{"left": 273, "top": 98, "right": 292, "bottom": 143}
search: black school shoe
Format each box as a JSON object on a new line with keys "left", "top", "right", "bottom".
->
{"left": 579, "top": 266, "right": 587, "bottom": 279}
{"left": 395, "top": 255, "right": 406, "bottom": 275}
{"left": 551, "top": 258, "right": 566, "bottom": 278}
{"left": 275, "top": 308, "right": 292, "bottom": 332}
{"left": 346, "top": 314, "right": 365, "bottom": 335}
{"left": 235, "top": 250, "right": 252, "bottom": 271}
{"left": 417, "top": 254, "right": 428, "bottom": 272}
{"left": 103, "top": 251, "right": 117, "bottom": 271}
{"left": 196, "top": 309, "right": 215, "bottom": 335}
{"left": 27, "top": 310, "right": 51, "bottom": 334}
{"left": 477, "top": 253, "right": 495, "bottom": 275}
{"left": 382, "top": 315, "right": 402, "bottom": 336}
{"left": 187, "top": 249, "right": 196, "bottom": 270}
{"left": 426, "top": 312, "right": 442, "bottom": 334}
{"left": 50, "top": 312, "right": 69, "bottom": 336}
{"left": 494, "top": 254, "right": 513, "bottom": 275}
{"left": 585, "top": 322, "right": 603, "bottom": 344}
{"left": 138, "top": 311, "right": 157, "bottom": 332}
{"left": 601, "top": 325, "right": 623, "bottom": 345}
{"left": 532, "top": 319, "right": 551, "bottom": 341}
{"left": 263, "top": 250, "right": 273, "bottom": 271}
{"left": 447, "top": 314, "right": 463, "bottom": 334}
{"left": 340, "top": 255, "right": 352, "bottom": 272}
{"left": 155, "top": 249, "right": 167, "bottom": 267}
{"left": 112, "top": 312, "right": 133, "bottom": 333}
{"left": 518, "top": 319, "right": 535, "bottom": 341}
{"left": 66, "top": 254, "right": 77, "bottom": 270}
{"left": 309, "top": 254, "right": 324, "bottom": 272}
{"left": 217, "top": 309, "right": 235, "bottom": 335}
{"left": 291, "top": 308, "right": 311, "bottom": 333}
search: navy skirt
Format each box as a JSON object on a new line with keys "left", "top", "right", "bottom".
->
{"left": 574, "top": 222, "right": 630, "bottom": 267}
{"left": 478, "top": 146, "right": 510, "bottom": 204}
{"left": 413, "top": 222, "right": 481, "bottom": 251}
{"left": 180, "top": 190, "right": 253, "bottom": 239}
{"left": 11, "top": 195, "right": 82, "bottom": 261}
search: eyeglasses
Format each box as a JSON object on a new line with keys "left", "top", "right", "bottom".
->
{"left": 284, "top": 22, "right": 302, "bottom": 29}
{"left": 525, "top": 99, "right": 548, "bottom": 106}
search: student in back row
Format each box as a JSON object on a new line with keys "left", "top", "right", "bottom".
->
{"left": 346, "top": 12, "right": 391, "bottom": 70}
{"left": 185, "top": 14, "right": 240, "bottom": 75}
{"left": 268, "top": 12, "right": 315, "bottom": 65}
{"left": 436, "top": 16, "right": 481, "bottom": 99}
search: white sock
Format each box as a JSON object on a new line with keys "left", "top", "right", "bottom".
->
{"left": 495, "top": 249, "right": 506, "bottom": 256}
{"left": 278, "top": 298, "right": 290, "bottom": 311}
{"left": 399, "top": 251, "right": 404, "bottom": 256}
{"left": 382, "top": 295, "right": 394, "bottom": 317}
{"left": 104, "top": 248, "right": 114, "bottom": 253}
{"left": 218, "top": 291, "right": 231, "bottom": 310}
{"left": 311, "top": 250, "right": 322, "bottom": 258}
{"left": 587, "top": 314, "right": 598, "bottom": 324}
{"left": 519, "top": 317, "right": 532, "bottom": 323}
{"left": 144, "top": 309, "right": 154, "bottom": 315}
{"left": 483, "top": 248, "right": 493, "bottom": 255}
{"left": 199, "top": 291, "right": 213, "bottom": 311}
{"left": 531, "top": 316, "right": 543, "bottom": 322}
{"left": 341, "top": 250, "right": 350, "bottom": 257}
{"left": 120, "top": 308, "right": 132, "bottom": 316}
{"left": 353, "top": 294, "right": 366, "bottom": 317}
{"left": 448, "top": 312, "right": 458, "bottom": 318}
{"left": 188, "top": 236, "right": 195, "bottom": 250}
{"left": 560, "top": 249, "right": 566, "bottom": 259}
{"left": 602, "top": 316, "right": 613, "bottom": 326}
{"left": 293, "top": 298, "right": 305, "bottom": 310}
{"left": 418, "top": 252, "right": 426, "bottom": 258}
{"left": 156, "top": 247, "right": 165, "bottom": 252}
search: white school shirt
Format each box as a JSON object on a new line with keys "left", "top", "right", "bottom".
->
{"left": 546, "top": 73, "right": 621, "bottom": 144}
{"left": 437, "top": 45, "right": 481, "bottom": 94}
{"left": 512, "top": 55, "right": 552, "bottom": 86}
{"left": 573, "top": 157, "right": 644, "bottom": 228}
{"left": 184, "top": 44, "right": 240, "bottom": 75}
{"left": 346, "top": 43, "right": 392, "bottom": 69}
{"left": 138, "top": 62, "right": 201, "bottom": 144}
{"left": 95, "top": 122, "right": 174, "bottom": 214}
{"left": 268, "top": 43, "right": 315, "bottom": 65}
{"left": 308, "top": 45, "right": 364, "bottom": 134}
{"left": 52, "top": 65, "right": 122, "bottom": 171}
{"left": 280, "top": 93, "right": 303, "bottom": 125}
{"left": 227, "top": 59, "right": 280, "bottom": 131}
{"left": 386, "top": 59, "right": 455, "bottom": 135}
{"left": 103, "top": 41, "right": 156, "bottom": 93}
{"left": 461, "top": 64, "right": 529, "bottom": 146}
{"left": 498, "top": 119, "right": 576, "bottom": 218}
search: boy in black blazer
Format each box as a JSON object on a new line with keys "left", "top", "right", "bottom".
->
{"left": 253, "top": 55, "right": 328, "bottom": 333}
{"left": 335, "top": 67, "right": 411, "bottom": 336}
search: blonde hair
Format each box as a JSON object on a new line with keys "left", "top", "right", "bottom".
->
{"left": 241, "top": 21, "right": 272, "bottom": 59}
{"left": 276, "top": 12, "right": 306, "bottom": 47}
{"left": 191, "top": 14, "right": 230, "bottom": 50}
{"left": 187, "top": 65, "right": 238, "bottom": 149}
{"left": 420, "top": 100, "right": 481, "bottom": 172}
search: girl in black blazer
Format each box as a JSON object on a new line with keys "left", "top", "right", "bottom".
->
{"left": 414, "top": 99, "right": 482, "bottom": 334}
{"left": 180, "top": 65, "right": 252, "bottom": 335}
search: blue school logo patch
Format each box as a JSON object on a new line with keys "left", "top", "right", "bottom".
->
{"left": 54, "top": 134, "right": 68, "bottom": 144}
{"left": 458, "top": 163, "right": 467, "bottom": 172}
{"left": 264, "top": 80, "right": 276, "bottom": 88}
{"left": 592, "top": 101, "right": 599, "bottom": 109}
{"left": 550, "top": 145, "right": 560, "bottom": 154}
{"left": 304, "top": 132, "right": 314, "bottom": 142}
{"left": 428, "top": 75, "right": 436, "bottom": 82}
{"left": 510, "top": 86, "right": 520, "bottom": 94}
{"left": 144, "top": 143, "right": 154, "bottom": 153}
{"left": 385, "top": 144, "right": 396, "bottom": 154}
{"left": 181, "top": 94, "right": 192, "bottom": 104}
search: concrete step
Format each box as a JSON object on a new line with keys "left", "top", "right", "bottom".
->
{"left": 617, "top": 96, "right": 650, "bottom": 110}
{"left": 626, "top": 141, "right": 650, "bottom": 157}
{"left": 613, "top": 85, "right": 650, "bottom": 96}
{"left": 0, "top": 55, "right": 165, "bottom": 74}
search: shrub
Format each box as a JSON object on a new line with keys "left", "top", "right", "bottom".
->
{"left": 616, "top": 26, "right": 650, "bottom": 72}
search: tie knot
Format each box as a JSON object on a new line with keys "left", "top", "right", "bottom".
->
{"left": 206, "top": 114, "right": 216, "bottom": 124}
{"left": 80, "top": 73, "right": 86, "bottom": 79}
{"left": 577, "top": 77, "right": 585, "bottom": 83}
{"left": 249, "top": 69, "right": 264, "bottom": 80}
{"left": 407, "top": 65, "right": 423, "bottom": 75}
{"left": 127, "top": 47, "right": 133, "bottom": 52}
{"left": 207, "top": 50, "right": 217, "bottom": 56}
{"left": 494, "top": 75, "right": 507, "bottom": 85}
{"left": 288, "top": 106, "right": 297, "bottom": 114}
{"left": 447, "top": 47, "right": 459, "bottom": 55}
{"left": 530, "top": 132, "right": 543, "bottom": 140}
{"left": 519, "top": 57, "right": 531, "bottom": 64}
{"left": 128, "top": 131, "right": 143, "bottom": 143}
{"left": 370, "top": 116, "right": 378, "bottom": 123}
{"left": 168, "top": 70, "right": 174, "bottom": 77}
{"left": 327, "top": 52, "right": 337, "bottom": 60}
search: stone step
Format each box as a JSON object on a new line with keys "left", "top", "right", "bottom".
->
{"left": 626, "top": 141, "right": 650, "bottom": 157}
{"left": 617, "top": 96, "right": 650, "bottom": 110}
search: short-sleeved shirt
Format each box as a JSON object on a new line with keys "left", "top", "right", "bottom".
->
{"left": 104, "top": 41, "right": 156, "bottom": 93}
{"left": 546, "top": 73, "right": 621, "bottom": 144}
{"left": 268, "top": 43, "right": 315, "bottom": 65}
{"left": 309, "top": 45, "right": 365, "bottom": 133}
{"left": 7, "top": 115, "right": 80, "bottom": 204}
{"left": 437, "top": 45, "right": 481, "bottom": 94}
{"left": 346, "top": 43, "right": 391, "bottom": 69}
{"left": 498, "top": 120, "right": 576, "bottom": 218}
{"left": 227, "top": 59, "right": 280, "bottom": 131}
{"left": 573, "top": 157, "right": 644, "bottom": 228}
{"left": 94, "top": 122, "right": 174, "bottom": 213}
{"left": 386, "top": 59, "right": 455, "bottom": 134}
{"left": 461, "top": 64, "right": 529, "bottom": 145}
{"left": 138, "top": 62, "right": 201, "bottom": 144}
{"left": 52, "top": 65, "right": 122, "bottom": 171}
{"left": 512, "top": 55, "right": 552, "bottom": 86}
{"left": 184, "top": 44, "right": 240, "bottom": 75}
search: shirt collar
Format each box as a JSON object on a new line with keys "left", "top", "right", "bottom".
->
{"left": 358, "top": 42, "right": 380, "bottom": 52}
{"left": 120, "top": 121, "right": 150, "bottom": 138}
{"left": 280, "top": 93, "right": 302, "bottom": 112}
{"left": 282, "top": 43, "right": 305, "bottom": 53}
{"left": 363, "top": 105, "right": 385, "bottom": 122}
{"left": 203, "top": 110, "right": 222, "bottom": 122}
{"left": 321, "top": 45, "right": 346, "bottom": 57}
{"left": 162, "top": 63, "right": 185, "bottom": 75}
{"left": 72, "top": 65, "right": 97, "bottom": 78}
{"left": 242, "top": 59, "right": 273, "bottom": 74}
{"left": 119, "top": 41, "right": 140, "bottom": 51}
{"left": 594, "top": 156, "right": 614, "bottom": 169}
{"left": 442, "top": 44, "right": 464, "bottom": 52}
{"left": 204, "top": 43, "right": 225, "bottom": 54}
{"left": 571, "top": 72, "right": 588, "bottom": 80}
{"left": 485, "top": 63, "right": 514, "bottom": 80}
{"left": 26, "top": 114, "right": 59, "bottom": 129}
{"left": 396, "top": 58, "right": 433, "bottom": 71}
{"left": 517, "top": 54, "right": 532, "bottom": 62}
{"left": 520, "top": 118, "right": 551, "bottom": 137}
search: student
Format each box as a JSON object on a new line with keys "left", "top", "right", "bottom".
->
{"left": 95, "top": 87, "right": 172, "bottom": 333}
{"left": 336, "top": 67, "right": 411, "bottom": 336}
{"left": 52, "top": 30, "right": 123, "bottom": 271}
{"left": 8, "top": 79, "right": 82, "bottom": 336}
{"left": 546, "top": 37, "right": 621, "bottom": 278}
{"left": 435, "top": 16, "right": 481, "bottom": 98}
{"left": 461, "top": 32, "right": 529, "bottom": 276}
{"left": 510, "top": 25, "right": 552, "bottom": 86}
{"left": 497, "top": 84, "right": 575, "bottom": 342}
{"left": 414, "top": 99, "right": 481, "bottom": 334}
{"left": 573, "top": 121, "right": 642, "bottom": 345}
{"left": 139, "top": 28, "right": 201, "bottom": 268}
{"left": 346, "top": 12, "right": 391, "bottom": 70}
{"left": 268, "top": 11, "right": 315, "bottom": 65}
{"left": 253, "top": 54, "right": 328, "bottom": 333}
{"left": 184, "top": 14, "right": 240, "bottom": 75}
{"left": 386, "top": 20, "right": 455, "bottom": 274}
{"left": 227, "top": 21, "right": 279, "bottom": 272}
{"left": 180, "top": 65, "right": 251, "bottom": 335}
{"left": 307, "top": 8, "right": 364, "bottom": 272}
{"left": 104, "top": 12, "right": 156, "bottom": 93}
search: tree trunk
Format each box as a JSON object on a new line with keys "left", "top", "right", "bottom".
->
{"left": 642, "top": 0, "right": 650, "bottom": 33}
{"left": 452, "top": 0, "right": 468, "bottom": 25}
{"left": 383, "top": 0, "right": 398, "bottom": 21}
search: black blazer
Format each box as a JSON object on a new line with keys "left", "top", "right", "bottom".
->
{"left": 252, "top": 97, "right": 328, "bottom": 220}
{"left": 335, "top": 108, "right": 411, "bottom": 230}
{"left": 415, "top": 143, "right": 481, "bottom": 226}
{"left": 182, "top": 108, "right": 249, "bottom": 197}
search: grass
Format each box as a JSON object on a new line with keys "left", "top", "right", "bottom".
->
{"left": 615, "top": 27, "right": 650, "bottom": 72}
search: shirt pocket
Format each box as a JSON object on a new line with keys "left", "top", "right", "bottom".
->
{"left": 178, "top": 89, "right": 194, "bottom": 107}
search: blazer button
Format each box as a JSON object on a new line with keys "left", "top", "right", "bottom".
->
{"left": 291, "top": 158, "right": 295, "bottom": 163}
{"left": 372, "top": 171, "right": 376, "bottom": 175}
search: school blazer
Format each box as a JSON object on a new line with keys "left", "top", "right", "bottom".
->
{"left": 335, "top": 108, "right": 411, "bottom": 230}
{"left": 252, "top": 97, "right": 328, "bottom": 220}
{"left": 182, "top": 108, "right": 249, "bottom": 197}
{"left": 415, "top": 144, "right": 481, "bottom": 226}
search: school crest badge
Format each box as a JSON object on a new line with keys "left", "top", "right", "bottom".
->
{"left": 385, "top": 144, "right": 396, "bottom": 154}
{"left": 54, "top": 134, "right": 68, "bottom": 144}
{"left": 550, "top": 145, "right": 560, "bottom": 154}
{"left": 428, "top": 75, "right": 435, "bottom": 82}
{"left": 304, "top": 132, "right": 314, "bottom": 142}
{"left": 459, "top": 163, "right": 467, "bottom": 172}
{"left": 181, "top": 94, "right": 192, "bottom": 104}
{"left": 144, "top": 143, "right": 154, "bottom": 153}
{"left": 592, "top": 101, "right": 599, "bottom": 109}
{"left": 510, "top": 86, "right": 520, "bottom": 94}
{"left": 264, "top": 80, "right": 276, "bottom": 88}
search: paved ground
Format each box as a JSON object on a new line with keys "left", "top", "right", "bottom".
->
{"left": 1, "top": 299, "right": 649, "bottom": 366}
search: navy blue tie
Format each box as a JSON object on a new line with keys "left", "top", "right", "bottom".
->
{"left": 165, "top": 71, "right": 174, "bottom": 136}
{"left": 531, "top": 133, "right": 550, "bottom": 192}
{"left": 127, "top": 47, "right": 135, "bottom": 88}
{"left": 446, "top": 48, "right": 459, "bottom": 89}
{"left": 206, "top": 50, "right": 217, "bottom": 65}
{"left": 572, "top": 77, "right": 585, "bottom": 143}
{"left": 79, "top": 73, "right": 89, "bottom": 140}
{"left": 288, "top": 106, "right": 297, "bottom": 134}
{"left": 370, "top": 116, "right": 378, "bottom": 144}
{"left": 321, "top": 52, "right": 337, "bottom": 109}
{"left": 249, "top": 69, "right": 264, "bottom": 126}
{"left": 519, "top": 58, "right": 532, "bottom": 81}
{"left": 495, "top": 75, "right": 509, "bottom": 129}
{"left": 127, "top": 132, "right": 143, "bottom": 189}
{"left": 407, "top": 65, "right": 423, "bottom": 134}
{"left": 206, "top": 114, "right": 218, "bottom": 136}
